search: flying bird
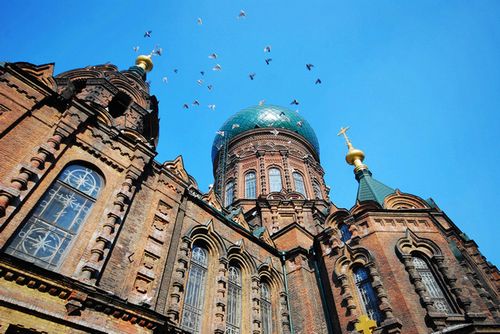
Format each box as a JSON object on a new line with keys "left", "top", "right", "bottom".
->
{"left": 208, "top": 53, "right": 218, "bottom": 59}
{"left": 197, "top": 79, "right": 203, "bottom": 85}
{"left": 144, "top": 30, "right": 152, "bottom": 38}
{"left": 265, "top": 58, "right": 272, "bottom": 65}
{"left": 259, "top": 99, "right": 266, "bottom": 106}
{"left": 152, "top": 46, "right": 163, "bottom": 56}
{"left": 297, "top": 121, "right": 303, "bottom": 127}
{"left": 208, "top": 104, "right": 216, "bottom": 111}
{"left": 315, "top": 78, "right": 322, "bottom": 84}
{"left": 133, "top": 46, "right": 140, "bottom": 52}
{"left": 270, "top": 129, "right": 280, "bottom": 136}
{"left": 212, "top": 64, "right": 222, "bottom": 71}
{"left": 290, "top": 99, "right": 299, "bottom": 105}
{"left": 238, "top": 10, "right": 246, "bottom": 18}
{"left": 306, "top": 63, "right": 314, "bottom": 71}
{"left": 249, "top": 73, "right": 256, "bottom": 80}
{"left": 207, "top": 84, "right": 213, "bottom": 91}
{"left": 232, "top": 124, "right": 240, "bottom": 129}
{"left": 264, "top": 45, "right": 272, "bottom": 53}
{"left": 197, "top": 18, "right": 203, "bottom": 25}
{"left": 193, "top": 100, "right": 200, "bottom": 106}
{"left": 200, "top": 71, "right": 205, "bottom": 76}
{"left": 173, "top": 69, "right": 178, "bottom": 73}
{"left": 183, "top": 104, "right": 189, "bottom": 109}
{"left": 279, "top": 111, "right": 286, "bottom": 116}
{"left": 162, "top": 77, "right": 168, "bottom": 83}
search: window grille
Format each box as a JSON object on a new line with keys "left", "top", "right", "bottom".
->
{"left": 292, "top": 172, "right": 306, "bottom": 196}
{"left": 339, "top": 224, "right": 352, "bottom": 243}
{"left": 353, "top": 267, "right": 383, "bottom": 324}
{"left": 260, "top": 282, "right": 273, "bottom": 334}
{"left": 226, "top": 266, "right": 242, "bottom": 334}
{"left": 268, "top": 168, "right": 282, "bottom": 192}
{"left": 181, "top": 246, "right": 208, "bottom": 333}
{"left": 225, "top": 181, "right": 234, "bottom": 207}
{"left": 6, "top": 164, "right": 103, "bottom": 270}
{"left": 312, "top": 181, "right": 323, "bottom": 199}
{"left": 245, "top": 172, "right": 257, "bottom": 199}
{"left": 412, "top": 256, "right": 452, "bottom": 313}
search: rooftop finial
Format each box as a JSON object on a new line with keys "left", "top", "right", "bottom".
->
{"left": 135, "top": 55, "right": 153, "bottom": 72}
{"left": 337, "top": 126, "right": 367, "bottom": 172}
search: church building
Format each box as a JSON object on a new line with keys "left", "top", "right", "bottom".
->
{"left": 0, "top": 55, "right": 498, "bottom": 334}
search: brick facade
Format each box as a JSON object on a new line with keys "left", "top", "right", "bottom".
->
{"left": 0, "top": 60, "right": 498, "bottom": 334}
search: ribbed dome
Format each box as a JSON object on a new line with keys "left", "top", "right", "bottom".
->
{"left": 212, "top": 105, "right": 319, "bottom": 162}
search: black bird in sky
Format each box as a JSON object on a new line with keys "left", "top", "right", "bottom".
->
{"left": 306, "top": 63, "right": 314, "bottom": 71}
{"left": 265, "top": 58, "right": 272, "bottom": 65}
{"left": 290, "top": 99, "right": 299, "bottom": 105}
{"left": 315, "top": 78, "right": 322, "bottom": 84}
{"left": 144, "top": 30, "right": 152, "bottom": 38}
{"left": 249, "top": 73, "right": 256, "bottom": 80}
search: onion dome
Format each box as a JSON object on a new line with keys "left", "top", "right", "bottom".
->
{"left": 212, "top": 105, "right": 319, "bottom": 162}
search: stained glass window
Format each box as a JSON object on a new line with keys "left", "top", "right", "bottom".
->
{"left": 293, "top": 172, "right": 306, "bottom": 196}
{"left": 412, "top": 256, "right": 452, "bottom": 313}
{"left": 6, "top": 164, "right": 103, "bottom": 270}
{"left": 339, "top": 224, "right": 352, "bottom": 243}
{"left": 268, "top": 168, "right": 282, "bottom": 193}
{"left": 245, "top": 172, "right": 257, "bottom": 199}
{"left": 353, "top": 267, "right": 383, "bottom": 324}
{"left": 225, "top": 181, "right": 234, "bottom": 207}
{"left": 313, "top": 181, "right": 323, "bottom": 199}
{"left": 260, "top": 282, "right": 273, "bottom": 334}
{"left": 181, "top": 246, "right": 208, "bottom": 333}
{"left": 226, "top": 266, "right": 242, "bottom": 334}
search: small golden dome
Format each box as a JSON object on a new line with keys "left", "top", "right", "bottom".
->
{"left": 135, "top": 55, "right": 153, "bottom": 72}
{"left": 346, "top": 147, "right": 365, "bottom": 165}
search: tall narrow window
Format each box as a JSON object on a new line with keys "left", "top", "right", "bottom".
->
{"left": 292, "top": 172, "right": 306, "bottom": 196}
{"left": 225, "top": 181, "right": 234, "bottom": 207}
{"left": 245, "top": 172, "right": 257, "bottom": 199}
{"left": 268, "top": 168, "right": 282, "bottom": 193}
{"left": 313, "top": 181, "right": 323, "bottom": 199}
{"left": 339, "top": 224, "right": 352, "bottom": 243}
{"left": 226, "top": 266, "right": 242, "bottom": 334}
{"left": 412, "top": 256, "right": 452, "bottom": 313}
{"left": 6, "top": 164, "right": 103, "bottom": 270}
{"left": 260, "top": 282, "right": 273, "bottom": 334}
{"left": 353, "top": 267, "right": 383, "bottom": 324}
{"left": 181, "top": 246, "right": 208, "bottom": 333}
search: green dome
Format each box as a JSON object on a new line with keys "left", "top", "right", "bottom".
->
{"left": 212, "top": 105, "right": 320, "bottom": 162}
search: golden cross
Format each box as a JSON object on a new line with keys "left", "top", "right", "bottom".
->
{"left": 355, "top": 315, "right": 377, "bottom": 334}
{"left": 337, "top": 126, "right": 352, "bottom": 147}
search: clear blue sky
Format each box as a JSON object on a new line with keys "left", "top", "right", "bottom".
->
{"left": 2, "top": 1, "right": 499, "bottom": 265}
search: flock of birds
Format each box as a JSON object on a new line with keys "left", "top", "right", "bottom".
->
{"left": 132, "top": 9, "right": 322, "bottom": 137}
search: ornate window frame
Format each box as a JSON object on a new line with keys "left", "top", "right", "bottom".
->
{"left": 333, "top": 246, "right": 401, "bottom": 332}
{"left": 5, "top": 163, "right": 104, "bottom": 270}
{"left": 395, "top": 229, "right": 469, "bottom": 330}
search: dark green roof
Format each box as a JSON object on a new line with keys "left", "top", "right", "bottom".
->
{"left": 355, "top": 169, "right": 395, "bottom": 206}
{"left": 212, "top": 105, "right": 319, "bottom": 162}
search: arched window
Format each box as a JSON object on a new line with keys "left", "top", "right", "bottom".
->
{"left": 339, "top": 224, "right": 352, "bottom": 243}
{"left": 5, "top": 164, "right": 103, "bottom": 270}
{"left": 412, "top": 255, "right": 452, "bottom": 313}
{"left": 245, "top": 172, "right": 257, "bottom": 199}
{"left": 353, "top": 267, "right": 383, "bottom": 324}
{"left": 292, "top": 172, "right": 306, "bottom": 196}
{"left": 226, "top": 266, "right": 242, "bottom": 334}
{"left": 181, "top": 246, "right": 208, "bottom": 333}
{"left": 268, "top": 168, "right": 282, "bottom": 193}
{"left": 225, "top": 181, "right": 235, "bottom": 207}
{"left": 260, "top": 282, "right": 273, "bottom": 334}
{"left": 313, "top": 180, "right": 323, "bottom": 199}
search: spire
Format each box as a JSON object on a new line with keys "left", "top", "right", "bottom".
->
{"left": 338, "top": 127, "right": 395, "bottom": 206}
